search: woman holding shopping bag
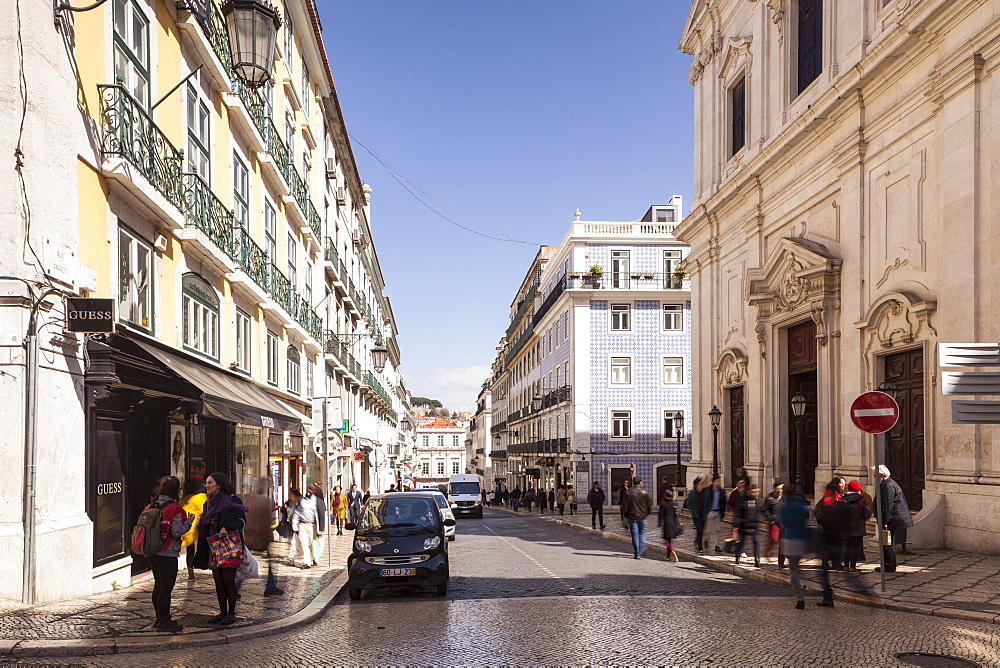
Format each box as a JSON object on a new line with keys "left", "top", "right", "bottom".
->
{"left": 199, "top": 473, "right": 247, "bottom": 626}
{"left": 331, "top": 485, "right": 348, "bottom": 535}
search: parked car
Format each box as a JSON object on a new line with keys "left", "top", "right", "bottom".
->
{"left": 345, "top": 492, "right": 455, "bottom": 600}
{"left": 418, "top": 489, "right": 457, "bottom": 541}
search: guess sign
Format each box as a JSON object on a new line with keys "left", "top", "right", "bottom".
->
{"left": 66, "top": 298, "right": 115, "bottom": 333}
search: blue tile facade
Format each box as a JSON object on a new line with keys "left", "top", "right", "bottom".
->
{"left": 585, "top": 242, "right": 692, "bottom": 501}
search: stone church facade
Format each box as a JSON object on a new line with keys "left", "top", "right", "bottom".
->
{"left": 678, "top": 0, "right": 1000, "bottom": 553}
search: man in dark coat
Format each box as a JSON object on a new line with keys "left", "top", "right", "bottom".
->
{"left": 510, "top": 486, "right": 521, "bottom": 512}
{"left": 684, "top": 477, "right": 712, "bottom": 554}
{"left": 733, "top": 485, "right": 763, "bottom": 567}
{"left": 877, "top": 465, "right": 913, "bottom": 573}
{"left": 621, "top": 477, "right": 653, "bottom": 559}
{"left": 587, "top": 481, "right": 606, "bottom": 529}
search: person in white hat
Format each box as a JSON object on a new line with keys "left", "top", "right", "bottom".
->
{"left": 875, "top": 465, "right": 913, "bottom": 573}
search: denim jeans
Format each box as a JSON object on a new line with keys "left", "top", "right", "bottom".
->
{"left": 627, "top": 518, "right": 647, "bottom": 558}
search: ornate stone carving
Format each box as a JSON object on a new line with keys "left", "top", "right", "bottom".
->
{"left": 717, "top": 348, "right": 749, "bottom": 387}
{"left": 748, "top": 237, "right": 842, "bottom": 348}
{"left": 755, "top": 322, "right": 767, "bottom": 358}
{"left": 857, "top": 292, "right": 937, "bottom": 352}
{"left": 767, "top": 0, "right": 785, "bottom": 45}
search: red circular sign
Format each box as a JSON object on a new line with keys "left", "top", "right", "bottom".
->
{"left": 850, "top": 392, "right": 899, "bottom": 434}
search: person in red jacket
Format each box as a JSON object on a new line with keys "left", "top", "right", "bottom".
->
{"left": 145, "top": 476, "right": 193, "bottom": 632}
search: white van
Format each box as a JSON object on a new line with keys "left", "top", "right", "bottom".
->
{"left": 447, "top": 474, "right": 483, "bottom": 518}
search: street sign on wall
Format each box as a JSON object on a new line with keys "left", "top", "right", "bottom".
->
{"left": 850, "top": 391, "right": 899, "bottom": 434}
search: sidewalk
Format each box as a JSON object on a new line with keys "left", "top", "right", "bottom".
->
{"left": 0, "top": 535, "right": 353, "bottom": 658}
{"left": 500, "top": 504, "right": 1000, "bottom": 625}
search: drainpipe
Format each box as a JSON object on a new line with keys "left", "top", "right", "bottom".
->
{"left": 22, "top": 287, "right": 59, "bottom": 604}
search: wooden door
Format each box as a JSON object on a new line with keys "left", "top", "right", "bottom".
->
{"left": 727, "top": 386, "right": 745, "bottom": 487}
{"left": 885, "top": 348, "right": 925, "bottom": 509}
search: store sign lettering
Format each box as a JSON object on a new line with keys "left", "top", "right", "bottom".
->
{"left": 66, "top": 298, "right": 115, "bottom": 333}
{"left": 261, "top": 415, "right": 275, "bottom": 428}
{"left": 97, "top": 482, "right": 122, "bottom": 495}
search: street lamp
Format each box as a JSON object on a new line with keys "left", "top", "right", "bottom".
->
{"left": 708, "top": 404, "right": 722, "bottom": 480}
{"left": 877, "top": 376, "right": 899, "bottom": 477}
{"left": 324, "top": 330, "right": 389, "bottom": 372}
{"left": 673, "top": 411, "right": 685, "bottom": 488}
{"left": 221, "top": 0, "right": 282, "bottom": 88}
{"left": 790, "top": 391, "right": 807, "bottom": 493}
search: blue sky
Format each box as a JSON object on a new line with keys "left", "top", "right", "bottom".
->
{"left": 320, "top": 1, "right": 694, "bottom": 411}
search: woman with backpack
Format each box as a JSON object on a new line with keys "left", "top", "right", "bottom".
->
{"left": 199, "top": 472, "right": 248, "bottom": 626}
{"left": 145, "top": 476, "right": 193, "bottom": 632}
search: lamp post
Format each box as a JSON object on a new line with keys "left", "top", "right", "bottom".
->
{"left": 708, "top": 405, "right": 722, "bottom": 480}
{"left": 790, "top": 392, "right": 807, "bottom": 493}
{"left": 220, "top": 0, "right": 282, "bottom": 88}
{"left": 877, "top": 377, "right": 898, "bottom": 472}
{"left": 674, "top": 411, "right": 685, "bottom": 488}
{"left": 324, "top": 330, "right": 389, "bottom": 372}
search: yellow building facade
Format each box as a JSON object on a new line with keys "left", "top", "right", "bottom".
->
{"left": 0, "top": 0, "right": 410, "bottom": 602}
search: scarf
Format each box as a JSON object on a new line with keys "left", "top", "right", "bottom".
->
{"left": 201, "top": 492, "right": 249, "bottom": 525}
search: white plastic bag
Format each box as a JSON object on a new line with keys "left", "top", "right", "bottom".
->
{"left": 237, "top": 547, "right": 259, "bottom": 579}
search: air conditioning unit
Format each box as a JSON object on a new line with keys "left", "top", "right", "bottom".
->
{"left": 336, "top": 187, "right": 346, "bottom": 205}
{"left": 352, "top": 229, "right": 365, "bottom": 246}
{"left": 325, "top": 157, "right": 336, "bottom": 180}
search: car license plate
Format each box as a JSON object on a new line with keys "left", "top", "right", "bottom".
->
{"left": 380, "top": 568, "right": 416, "bottom": 577}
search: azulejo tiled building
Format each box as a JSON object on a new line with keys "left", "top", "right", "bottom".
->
{"left": 490, "top": 202, "right": 693, "bottom": 504}
{"left": 0, "top": 0, "right": 413, "bottom": 602}
{"left": 679, "top": 0, "right": 1000, "bottom": 552}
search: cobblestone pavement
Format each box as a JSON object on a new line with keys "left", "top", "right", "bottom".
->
{"left": 0, "top": 535, "right": 353, "bottom": 642}
{"left": 536, "top": 505, "right": 1000, "bottom": 622}
{"left": 19, "top": 509, "right": 999, "bottom": 666}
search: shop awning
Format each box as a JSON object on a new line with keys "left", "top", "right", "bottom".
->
{"left": 131, "top": 339, "right": 303, "bottom": 432}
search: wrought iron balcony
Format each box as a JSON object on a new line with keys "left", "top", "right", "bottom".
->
{"left": 364, "top": 370, "right": 393, "bottom": 410}
{"left": 506, "top": 283, "right": 539, "bottom": 337}
{"left": 504, "top": 324, "right": 534, "bottom": 366}
{"left": 490, "top": 450, "right": 507, "bottom": 459}
{"left": 533, "top": 275, "right": 566, "bottom": 326}
{"left": 538, "top": 385, "right": 572, "bottom": 410}
{"left": 207, "top": 0, "right": 233, "bottom": 72}
{"left": 183, "top": 173, "right": 236, "bottom": 258}
{"left": 98, "top": 84, "right": 185, "bottom": 212}
{"left": 323, "top": 331, "right": 362, "bottom": 378}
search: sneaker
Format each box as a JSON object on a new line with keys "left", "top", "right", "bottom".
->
{"left": 264, "top": 588, "right": 285, "bottom": 597}
{"left": 207, "top": 614, "right": 225, "bottom": 624}
{"left": 697, "top": 549, "right": 705, "bottom": 555}
{"left": 794, "top": 600, "right": 805, "bottom": 610}
{"left": 754, "top": 560, "right": 760, "bottom": 568}
{"left": 670, "top": 552, "right": 679, "bottom": 563}
{"left": 220, "top": 614, "right": 236, "bottom": 625}
{"left": 817, "top": 601, "right": 835, "bottom": 608}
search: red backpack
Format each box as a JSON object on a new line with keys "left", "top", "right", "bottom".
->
{"left": 131, "top": 500, "right": 184, "bottom": 557}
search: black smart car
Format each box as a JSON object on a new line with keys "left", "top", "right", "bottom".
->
{"left": 345, "top": 492, "right": 456, "bottom": 600}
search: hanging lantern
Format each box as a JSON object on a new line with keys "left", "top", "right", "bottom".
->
{"left": 221, "top": 0, "right": 281, "bottom": 88}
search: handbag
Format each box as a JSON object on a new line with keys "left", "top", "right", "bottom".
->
{"left": 207, "top": 531, "right": 243, "bottom": 569}
{"left": 722, "top": 537, "right": 739, "bottom": 554}
{"left": 237, "top": 547, "right": 259, "bottom": 579}
{"left": 880, "top": 528, "right": 893, "bottom": 546}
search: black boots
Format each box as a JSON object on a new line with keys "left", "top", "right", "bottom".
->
{"left": 154, "top": 611, "right": 182, "bottom": 632}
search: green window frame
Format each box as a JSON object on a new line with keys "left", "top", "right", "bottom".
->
{"left": 113, "top": 0, "right": 150, "bottom": 106}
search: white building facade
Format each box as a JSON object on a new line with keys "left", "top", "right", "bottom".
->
{"left": 414, "top": 418, "right": 467, "bottom": 489}
{"left": 679, "top": 0, "right": 1000, "bottom": 552}
{"left": 492, "top": 202, "right": 693, "bottom": 504}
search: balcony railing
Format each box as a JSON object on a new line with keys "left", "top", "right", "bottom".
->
{"left": 565, "top": 272, "right": 689, "bottom": 291}
{"left": 323, "top": 331, "right": 361, "bottom": 378}
{"left": 533, "top": 275, "right": 566, "bottom": 326}
{"left": 184, "top": 173, "right": 236, "bottom": 257}
{"left": 506, "top": 283, "right": 538, "bottom": 337}
{"left": 97, "top": 84, "right": 323, "bottom": 343}
{"left": 504, "top": 324, "right": 534, "bottom": 366}
{"left": 364, "top": 370, "right": 393, "bottom": 410}
{"left": 208, "top": 0, "right": 233, "bottom": 72}
{"left": 490, "top": 450, "right": 507, "bottom": 459}
{"left": 538, "top": 385, "right": 572, "bottom": 410}
{"left": 98, "top": 84, "right": 184, "bottom": 211}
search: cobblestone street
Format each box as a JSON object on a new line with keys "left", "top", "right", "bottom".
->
{"left": 23, "top": 509, "right": 999, "bottom": 666}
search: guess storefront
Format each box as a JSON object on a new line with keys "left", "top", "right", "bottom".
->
{"left": 86, "top": 331, "right": 301, "bottom": 586}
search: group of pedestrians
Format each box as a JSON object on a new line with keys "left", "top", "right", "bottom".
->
{"left": 139, "top": 472, "right": 378, "bottom": 634}
{"left": 502, "top": 485, "right": 577, "bottom": 514}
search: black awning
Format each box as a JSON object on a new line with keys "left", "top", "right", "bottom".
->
{"left": 129, "top": 338, "right": 303, "bottom": 433}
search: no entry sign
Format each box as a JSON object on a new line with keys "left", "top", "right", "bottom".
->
{"left": 850, "top": 391, "right": 899, "bottom": 434}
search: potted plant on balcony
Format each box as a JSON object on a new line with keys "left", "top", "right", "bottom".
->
{"left": 586, "top": 265, "right": 603, "bottom": 288}
{"left": 671, "top": 264, "right": 687, "bottom": 288}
